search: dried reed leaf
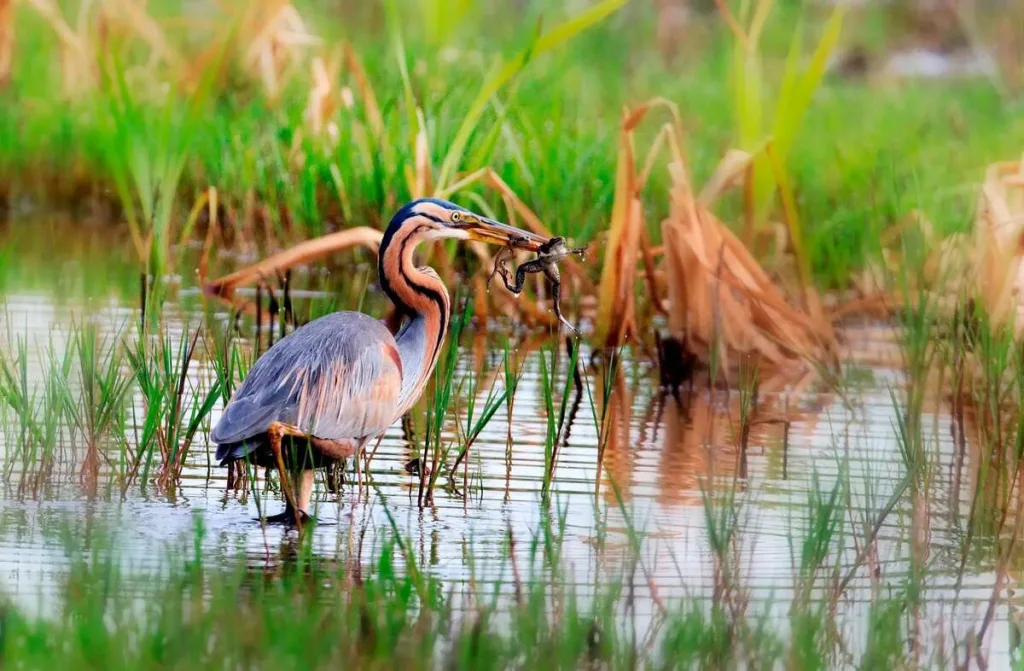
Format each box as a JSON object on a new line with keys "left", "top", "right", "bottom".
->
{"left": 658, "top": 130, "right": 835, "bottom": 370}
{"left": 594, "top": 109, "right": 640, "bottom": 346}
{"left": 414, "top": 120, "right": 432, "bottom": 199}
{"left": 24, "top": 0, "right": 94, "bottom": 95}
{"left": 204, "top": 227, "right": 382, "bottom": 302}
{"left": 108, "top": 0, "right": 183, "bottom": 70}
{"left": 974, "top": 157, "right": 1024, "bottom": 332}
{"left": 698, "top": 149, "right": 754, "bottom": 207}
{"left": 661, "top": 218, "right": 688, "bottom": 338}
{"left": 640, "top": 227, "right": 666, "bottom": 314}
{"left": 243, "top": 3, "right": 319, "bottom": 102}
{"left": 304, "top": 55, "right": 339, "bottom": 140}
{"left": 0, "top": 0, "right": 12, "bottom": 87}
{"left": 595, "top": 99, "right": 693, "bottom": 347}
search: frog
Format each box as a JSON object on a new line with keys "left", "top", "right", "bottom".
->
{"left": 488, "top": 235, "right": 588, "bottom": 332}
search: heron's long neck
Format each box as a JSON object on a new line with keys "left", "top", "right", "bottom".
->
{"left": 378, "top": 226, "right": 451, "bottom": 413}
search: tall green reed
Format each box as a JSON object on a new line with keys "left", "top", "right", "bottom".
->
{"left": 0, "top": 333, "right": 72, "bottom": 491}
{"left": 123, "top": 325, "right": 221, "bottom": 493}
{"left": 788, "top": 470, "right": 844, "bottom": 669}
{"left": 723, "top": 0, "right": 844, "bottom": 240}
{"left": 208, "top": 325, "right": 255, "bottom": 406}
{"left": 889, "top": 229, "right": 943, "bottom": 660}
{"left": 419, "top": 302, "right": 472, "bottom": 507}
{"left": 583, "top": 346, "right": 623, "bottom": 497}
{"left": 64, "top": 321, "right": 133, "bottom": 490}
{"left": 449, "top": 340, "right": 519, "bottom": 495}
{"left": 501, "top": 340, "right": 523, "bottom": 499}
{"left": 95, "top": 36, "right": 228, "bottom": 313}
{"left": 538, "top": 339, "right": 581, "bottom": 503}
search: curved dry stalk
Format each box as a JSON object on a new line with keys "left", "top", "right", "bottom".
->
{"left": 595, "top": 99, "right": 687, "bottom": 347}
{"left": 204, "top": 226, "right": 382, "bottom": 302}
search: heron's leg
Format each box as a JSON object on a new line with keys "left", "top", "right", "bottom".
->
{"left": 265, "top": 422, "right": 306, "bottom": 528}
{"left": 296, "top": 470, "right": 315, "bottom": 515}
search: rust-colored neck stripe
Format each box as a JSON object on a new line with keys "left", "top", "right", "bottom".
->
{"left": 378, "top": 217, "right": 451, "bottom": 389}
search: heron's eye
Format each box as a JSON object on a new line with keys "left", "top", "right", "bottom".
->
{"left": 450, "top": 211, "right": 462, "bottom": 223}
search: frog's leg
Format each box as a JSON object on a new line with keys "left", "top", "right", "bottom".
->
{"left": 488, "top": 246, "right": 514, "bottom": 291}
{"left": 542, "top": 265, "right": 578, "bottom": 333}
{"left": 503, "top": 259, "right": 544, "bottom": 296}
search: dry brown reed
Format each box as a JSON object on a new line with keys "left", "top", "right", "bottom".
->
{"left": 858, "top": 156, "right": 1024, "bottom": 334}
{"left": 23, "top": 0, "right": 99, "bottom": 96}
{"left": 974, "top": 157, "right": 1024, "bottom": 334}
{"left": 0, "top": 0, "right": 12, "bottom": 87}
{"left": 23, "top": 0, "right": 319, "bottom": 101}
{"left": 594, "top": 99, "right": 836, "bottom": 380}
{"left": 24, "top": 0, "right": 847, "bottom": 381}
{"left": 241, "top": 1, "right": 319, "bottom": 104}
{"left": 204, "top": 96, "right": 843, "bottom": 387}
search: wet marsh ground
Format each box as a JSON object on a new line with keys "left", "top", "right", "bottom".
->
{"left": 2, "top": 225, "right": 1024, "bottom": 669}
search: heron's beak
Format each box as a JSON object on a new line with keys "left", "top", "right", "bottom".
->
{"left": 460, "top": 216, "right": 548, "bottom": 252}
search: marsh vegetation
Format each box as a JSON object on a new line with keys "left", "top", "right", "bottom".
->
{"left": 3, "top": 0, "right": 1024, "bottom": 668}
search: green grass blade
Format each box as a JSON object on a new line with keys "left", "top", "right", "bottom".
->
{"left": 436, "top": 0, "right": 628, "bottom": 189}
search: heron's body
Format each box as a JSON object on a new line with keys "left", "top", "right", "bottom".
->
{"left": 211, "top": 198, "right": 547, "bottom": 526}
{"left": 212, "top": 311, "right": 402, "bottom": 464}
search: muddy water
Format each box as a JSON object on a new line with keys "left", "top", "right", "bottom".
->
{"left": 0, "top": 285, "right": 1016, "bottom": 663}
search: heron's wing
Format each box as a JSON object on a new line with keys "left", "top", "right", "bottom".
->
{"left": 211, "top": 312, "right": 403, "bottom": 447}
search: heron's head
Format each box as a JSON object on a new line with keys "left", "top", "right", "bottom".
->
{"left": 386, "top": 198, "right": 548, "bottom": 252}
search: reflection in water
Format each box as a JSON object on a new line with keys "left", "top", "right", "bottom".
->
{"left": 595, "top": 360, "right": 633, "bottom": 504}
{"left": 658, "top": 391, "right": 736, "bottom": 507}
{"left": 0, "top": 292, "right": 1017, "bottom": 664}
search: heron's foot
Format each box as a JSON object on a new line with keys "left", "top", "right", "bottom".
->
{"left": 259, "top": 508, "right": 314, "bottom": 527}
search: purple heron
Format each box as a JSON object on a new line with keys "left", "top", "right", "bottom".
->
{"left": 211, "top": 198, "right": 547, "bottom": 527}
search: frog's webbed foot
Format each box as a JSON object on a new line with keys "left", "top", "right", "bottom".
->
{"left": 495, "top": 265, "right": 522, "bottom": 296}
{"left": 551, "top": 283, "right": 578, "bottom": 334}
{"left": 503, "top": 277, "right": 523, "bottom": 297}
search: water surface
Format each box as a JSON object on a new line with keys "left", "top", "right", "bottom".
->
{"left": 0, "top": 225, "right": 1016, "bottom": 664}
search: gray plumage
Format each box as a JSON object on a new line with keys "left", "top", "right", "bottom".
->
{"left": 212, "top": 311, "right": 403, "bottom": 463}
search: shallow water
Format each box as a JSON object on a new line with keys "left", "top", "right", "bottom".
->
{"left": 0, "top": 267, "right": 1018, "bottom": 664}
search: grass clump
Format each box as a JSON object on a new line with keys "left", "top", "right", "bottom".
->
{"left": 64, "top": 320, "right": 134, "bottom": 490}
{"left": 124, "top": 324, "right": 222, "bottom": 493}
